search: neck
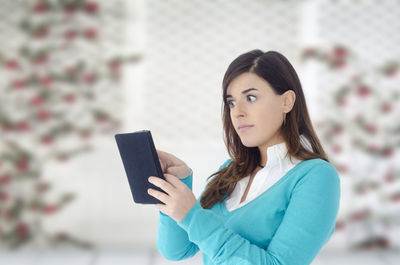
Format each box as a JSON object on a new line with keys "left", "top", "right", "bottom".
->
{"left": 258, "top": 134, "right": 285, "bottom": 167}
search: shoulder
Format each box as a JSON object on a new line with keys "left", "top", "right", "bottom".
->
{"left": 305, "top": 158, "right": 339, "bottom": 178}
{"left": 293, "top": 158, "right": 340, "bottom": 192}
{"left": 299, "top": 158, "right": 338, "bottom": 174}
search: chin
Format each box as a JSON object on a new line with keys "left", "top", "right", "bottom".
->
{"left": 239, "top": 137, "right": 260, "bottom": 148}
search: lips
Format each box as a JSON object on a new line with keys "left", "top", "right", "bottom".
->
{"left": 238, "top": 125, "right": 254, "bottom": 131}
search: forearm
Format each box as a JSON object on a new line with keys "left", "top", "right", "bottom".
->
{"left": 177, "top": 202, "right": 281, "bottom": 265}
{"left": 156, "top": 170, "right": 200, "bottom": 260}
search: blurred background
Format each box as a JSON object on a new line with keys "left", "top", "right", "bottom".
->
{"left": 0, "top": 0, "right": 399, "bottom": 264}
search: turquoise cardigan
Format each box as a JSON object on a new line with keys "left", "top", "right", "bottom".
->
{"left": 156, "top": 158, "right": 341, "bottom": 265}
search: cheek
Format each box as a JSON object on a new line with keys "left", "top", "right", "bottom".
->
{"left": 258, "top": 105, "right": 283, "bottom": 127}
{"left": 229, "top": 112, "right": 238, "bottom": 133}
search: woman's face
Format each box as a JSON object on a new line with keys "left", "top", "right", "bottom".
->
{"left": 226, "top": 72, "right": 287, "bottom": 150}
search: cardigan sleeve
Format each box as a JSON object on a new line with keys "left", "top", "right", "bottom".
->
{"left": 156, "top": 159, "right": 232, "bottom": 261}
{"left": 177, "top": 162, "right": 341, "bottom": 265}
{"left": 156, "top": 168, "right": 200, "bottom": 261}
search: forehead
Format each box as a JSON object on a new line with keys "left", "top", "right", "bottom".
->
{"left": 226, "top": 72, "right": 273, "bottom": 95}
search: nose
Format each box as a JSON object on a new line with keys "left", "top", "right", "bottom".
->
{"left": 231, "top": 99, "right": 246, "bottom": 118}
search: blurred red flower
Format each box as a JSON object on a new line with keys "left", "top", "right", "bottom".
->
{"left": 4, "top": 59, "right": 20, "bottom": 70}
{"left": 33, "top": 2, "right": 49, "bottom": 13}
{"left": 85, "top": 2, "right": 99, "bottom": 13}
{"left": 84, "top": 28, "right": 98, "bottom": 39}
{"left": 12, "top": 79, "right": 26, "bottom": 89}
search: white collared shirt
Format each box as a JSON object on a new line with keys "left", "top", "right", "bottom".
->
{"left": 225, "top": 136, "right": 311, "bottom": 212}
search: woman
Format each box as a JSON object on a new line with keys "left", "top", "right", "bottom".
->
{"left": 147, "top": 50, "right": 341, "bottom": 265}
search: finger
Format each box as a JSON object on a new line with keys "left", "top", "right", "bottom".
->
{"left": 164, "top": 173, "right": 183, "bottom": 187}
{"left": 156, "top": 150, "right": 172, "bottom": 171}
{"left": 147, "top": 188, "right": 170, "bottom": 204}
{"left": 167, "top": 166, "right": 191, "bottom": 179}
{"left": 157, "top": 149, "right": 184, "bottom": 167}
{"left": 159, "top": 159, "right": 167, "bottom": 172}
{"left": 148, "top": 176, "right": 175, "bottom": 195}
{"left": 155, "top": 203, "right": 168, "bottom": 215}
{"left": 166, "top": 166, "right": 180, "bottom": 176}
{"left": 156, "top": 149, "right": 168, "bottom": 159}
{"left": 156, "top": 150, "right": 172, "bottom": 165}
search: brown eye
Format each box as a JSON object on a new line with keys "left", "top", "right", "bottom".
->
{"left": 247, "top": 95, "right": 256, "bottom": 102}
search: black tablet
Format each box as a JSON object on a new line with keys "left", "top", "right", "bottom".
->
{"left": 115, "top": 130, "right": 166, "bottom": 204}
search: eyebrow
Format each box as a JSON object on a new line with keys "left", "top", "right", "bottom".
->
{"left": 225, "top": 88, "right": 259, "bottom": 100}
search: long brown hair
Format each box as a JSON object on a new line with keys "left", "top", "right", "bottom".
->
{"left": 200, "top": 49, "right": 329, "bottom": 209}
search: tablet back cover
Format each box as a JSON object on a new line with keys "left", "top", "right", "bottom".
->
{"left": 115, "top": 130, "right": 165, "bottom": 204}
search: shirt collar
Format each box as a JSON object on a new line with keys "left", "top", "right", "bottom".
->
{"left": 264, "top": 134, "right": 310, "bottom": 168}
{"left": 265, "top": 141, "right": 288, "bottom": 167}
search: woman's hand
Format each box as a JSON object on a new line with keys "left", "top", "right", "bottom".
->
{"left": 148, "top": 173, "right": 197, "bottom": 222}
{"left": 157, "top": 149, "right": 191, "bottom": 179}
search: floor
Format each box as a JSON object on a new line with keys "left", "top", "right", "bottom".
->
{"left": 0, "top": 248, "right": 399, "bottom": 265}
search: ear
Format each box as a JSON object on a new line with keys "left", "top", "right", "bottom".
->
{"left": 281, "top": 90, "right": 296, "bottom": 113}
